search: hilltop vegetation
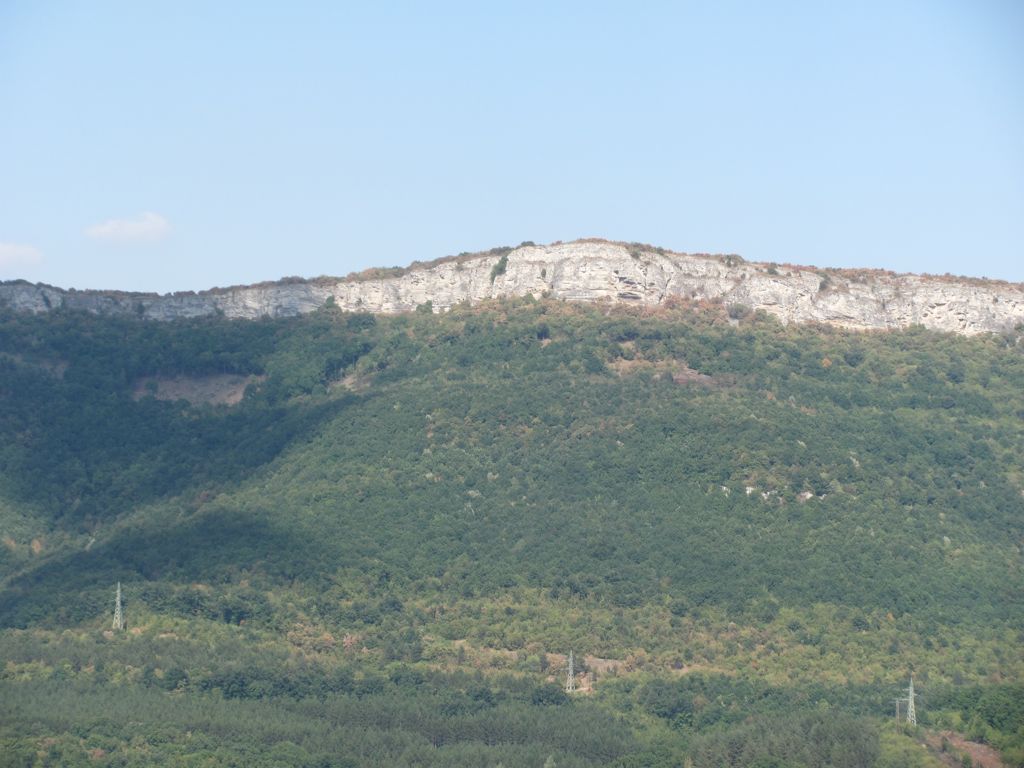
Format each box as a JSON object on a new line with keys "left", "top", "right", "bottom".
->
{"left": 0, "top": 298, "right": 1022, "bottom": 766}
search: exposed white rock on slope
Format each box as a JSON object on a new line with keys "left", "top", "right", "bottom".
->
{"left": 2, "top": 241, "right": 1023, "bottom": 336}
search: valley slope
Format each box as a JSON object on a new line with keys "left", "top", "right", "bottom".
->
{"left": 0, "top": 287, "right": 1022, "bottom": 767}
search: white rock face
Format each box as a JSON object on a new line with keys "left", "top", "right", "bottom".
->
{"left": 2, "top": 241, "right": 1022, "bottom": 336}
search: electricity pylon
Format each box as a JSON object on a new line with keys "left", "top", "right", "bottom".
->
{"left": 565, "top": 650, "right": 576, "bottom": 693}
{"left": 905, "top": 675, "right": 917, "bottom": 726}
{"left": 112, "top": 581, "right": 124, "bottom": 631}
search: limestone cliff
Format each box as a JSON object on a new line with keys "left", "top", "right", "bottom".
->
{"left": 2, "top": 240, "right": 1022, "bottom": 336}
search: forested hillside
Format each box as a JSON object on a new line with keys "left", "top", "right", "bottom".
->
{"left": 1, "top": 298, "right": 1022, "bottom": 767}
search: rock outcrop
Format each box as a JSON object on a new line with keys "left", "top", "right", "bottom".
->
{"left": 2, "top": 240, "right": 1022, "bottom": 336}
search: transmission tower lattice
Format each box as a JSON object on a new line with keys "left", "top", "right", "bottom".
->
{"left": 112, "top": 581, "right": 124, "bottom": 631}
{"left": 905, "top": 676, "right": 917, "bottom": 726}
{"left": 565, "top": 650, "right": 576, "bottom": 693}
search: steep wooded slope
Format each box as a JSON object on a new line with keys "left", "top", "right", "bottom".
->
{"left": 0, "top": 299, "right": 1021, "bottom": 766}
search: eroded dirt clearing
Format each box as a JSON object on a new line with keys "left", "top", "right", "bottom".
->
{"left": 926, "top": 730, "right": 1007, "bottom": 768}
{"left": 132, "top": 374, "right": 264, "bottom": 406}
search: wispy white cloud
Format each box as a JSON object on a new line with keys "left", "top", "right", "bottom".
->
{"left": 0, "top": 242, "right": 44, "bottom": 269}
{"left": 86, "top": 211, "right": 170, "bottom": 242}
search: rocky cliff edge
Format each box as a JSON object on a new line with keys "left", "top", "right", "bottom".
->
{"left": 2, "top": 240, "right": 1022, "bottom": 336}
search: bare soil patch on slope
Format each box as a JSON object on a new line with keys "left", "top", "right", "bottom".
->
{"left": 132, "top": 374, "right": 264, "bottom": 406}
{"left": 925, "top": 730, "right": 1007, "bottom": 768}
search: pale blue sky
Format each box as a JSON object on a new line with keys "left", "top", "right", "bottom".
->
{"left": 1, "top": 1, "right": 1022, "bottom": 291}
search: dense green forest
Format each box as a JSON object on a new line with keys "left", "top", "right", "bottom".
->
{"left": 0, "top": 296, "right": 1021, "bottom": 766}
